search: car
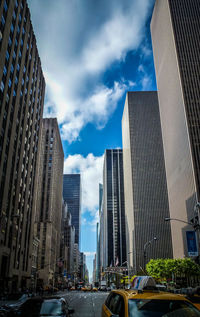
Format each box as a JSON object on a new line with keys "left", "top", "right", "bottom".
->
{"left": 102, "top": 289, "right": 200, "bottom": 316}
{"left": 92, "top": 287, "right": 98, "bottom": 292}
{"left": 0, "top": 294, "right": 29, "bottom": 307}
{"left": 102, "top": 276, "right": 200, "bottom": 317}
{"left": 8, "top": 296, "right": 74, "bottom": 317}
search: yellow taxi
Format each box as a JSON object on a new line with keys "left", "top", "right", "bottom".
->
{"left": 102, "top": 277, "right": 200, "bottom": 316}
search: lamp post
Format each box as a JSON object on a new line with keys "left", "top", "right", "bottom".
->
{"left": 143, "top": 237, "right": 157, "bottom": 270}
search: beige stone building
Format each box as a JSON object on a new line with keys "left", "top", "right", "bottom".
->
{"left": 34, "top": 118, "right": 64, "bottom": 287}
{"left": 0, "top": 0, "right": 45, "bottom": 291}
{"left": 151, "top": 0, "right": 200, "bottom": 258}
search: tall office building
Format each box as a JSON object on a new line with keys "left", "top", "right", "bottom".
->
{"left": 63, "top": 174, "right": 81, "bottom": 245}
{"left": 122, "top": 92, "right": 173, "bottom": 272}
{"left": 35, "top": 118, "right": 64, "bottom": 286}
{"left": 102, "top": 149, "right": 127, "bottom": 268}
{"left": 151, "top": 0, "right": 200, "bottom": 258}
{"left": 0, "top": 0, "right": 45, "bottom": 291}
{"left": 63, "top": 209, "right": 75, "bottom": 274}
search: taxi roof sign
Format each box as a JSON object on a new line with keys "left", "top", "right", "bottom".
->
{"left": 131, "top": 276, "right": 156, "bottom": 290}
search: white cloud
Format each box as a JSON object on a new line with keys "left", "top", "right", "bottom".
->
{"left": 84, "top": 252, "right": 96, "bottom": 257}
{"left": 60, "top": 81, "right": 128, "bottom": 143}
{"left": 138, "top": 64, "right": 152, "bottom": 90}
{"left": 64, "top": 153, "right": 104, "bottom": 215}
{"left": 28, "top": 0, "right": 154, "bottom": 142}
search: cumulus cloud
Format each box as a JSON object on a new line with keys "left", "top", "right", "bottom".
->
{"left": 138, "top": 64, "right": 152, "bottom": 90}
{"left": 28, "top": 0, "right": 154, "bottom": 142}
{"left": 64, "top": 153, "right": 104, "bottom": 215}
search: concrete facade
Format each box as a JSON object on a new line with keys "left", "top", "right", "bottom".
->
{"left": 35, "top": 118, "right": 64, "bottom": 286}
{"left": 0, "top": 0, "right": 45, "bottom": 291}
{"left": 122, "top": 92, "right": 173, "bottom": 272}
{"left": 151, "top": 0, "right": 199, "bottom": 258}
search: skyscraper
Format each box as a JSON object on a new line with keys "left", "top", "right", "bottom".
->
{"left": 122, "top": 92, "right": 173, "bottom": 272}
{"left": 35, "top": 118, "right": 64, "bottom": 286}
{"left": 151, "top": 0, "right": 200, "bottom": 258}
{"left": 63, "top": 174, "right": 81, "bottom": 245}
{"left": 102, "top": 149, "right": 127, "bottom": 268}
{"left": 0, "top": 0, "right": 45, "bottom": 291}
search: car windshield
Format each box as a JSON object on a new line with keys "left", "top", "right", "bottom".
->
{"left": 40, "top": 301, "right": 63, "bottom": 316}
{"left": 128, "top": 299, "right": 200, "bottom": 317}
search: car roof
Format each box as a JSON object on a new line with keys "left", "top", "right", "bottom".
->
{"left": 25, "top": 296, "right": 65, "bottom": 302}
{"left": 110, "top": 289, "right": 190, "bottom": 301}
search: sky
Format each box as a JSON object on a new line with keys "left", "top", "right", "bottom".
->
{"left": 27, "top": 0, "right": 157, "bottom": 279}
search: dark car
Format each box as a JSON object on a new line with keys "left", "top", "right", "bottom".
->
{"left": 8, "top": 297, "right": 74, "bottom": 317}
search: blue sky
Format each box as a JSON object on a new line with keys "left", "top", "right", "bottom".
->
{"left": 27, "top": 0, "right": 157, "bottom": 279}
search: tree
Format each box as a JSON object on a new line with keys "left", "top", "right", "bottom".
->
{"left": 146, "top": 258, "right": 200, "bottom": 282}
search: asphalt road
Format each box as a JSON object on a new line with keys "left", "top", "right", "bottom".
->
{"left": 62, "top": 291, "right": 108, "bottom": 317}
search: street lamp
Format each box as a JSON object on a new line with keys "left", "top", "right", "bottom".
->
{"left": 143, "top": 237, "right": 157, "bottom": 270}
{"left": 164, "top": 217, "right": 199, "bottom": 230}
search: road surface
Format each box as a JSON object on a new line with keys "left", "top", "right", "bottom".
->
{"left": 62, "top": 290, "right": 108, "bottom": 317}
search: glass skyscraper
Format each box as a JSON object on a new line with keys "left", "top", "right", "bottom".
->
{"left": 102, "top": 149, "right": 127, "bottom": 268}
{"left": 63, "top": 174, "right": 81, "bottom": 245}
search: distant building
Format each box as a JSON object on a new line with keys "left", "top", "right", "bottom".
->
{"left": 0, "top": 0, "right": 45, "bottom": 291}
{"left": 63, "top": 174, "right": 81, "bottom": 245}
{"left": 93, "top": 254, "right": 96, "bottom": 284}
{"left": 122, "top": 91, "right": 173, "bottom": 272}
{"left": 102, "top": 149, "right": 127, "bottom": 269}
{"left": 63, "top": 209, "right": 75, "bottom": 274}
{"left": 35, "top": 118, "right": 64, "bottom": 286}
{"left": 151, "top": 0, "right": 200, "bottom": 258}
{"left": 79, "top": 252, "right": 86, "bottom": 282}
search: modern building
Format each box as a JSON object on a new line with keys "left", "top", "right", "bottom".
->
{"left": 102, "top": 149, "right": 127, "bottom": 269}
{"left": 93, "top": 254, "right": 96, "bottom": 285}
{"left": 79, "top": 252, "right": 86, "bottom": 282}
{"left": 63, "top": 209, "right": 75, "bottom": 274}
{"left": 63, "top": 174, "right": 81, "bottom": 246}
{"left": 151, "top": 0, "right": 200, "bottom": 258}
{"left": 35, "top": 118, "right": 64, "bottom": 286}
{"left": 99, "top": 183, "right": 104, "bottom": 278}
{"left": 122, "top": 91, "right": 173, "bottom": 272}
{"left": 0, "top": 0, "right": 45, "bottom": 291}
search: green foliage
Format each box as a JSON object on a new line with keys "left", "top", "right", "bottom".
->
{"left": 146, "top": 258, "right": 200, "bottom": 280}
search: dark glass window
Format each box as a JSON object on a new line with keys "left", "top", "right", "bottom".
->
{"left": 1, "top": 15, "right": 5, "bottom": 26}
{"left": 4, "top": 1, "right": 8, "bottom": 12}
{"left": 10, "top": 23, "right": 14, "bottom": 33}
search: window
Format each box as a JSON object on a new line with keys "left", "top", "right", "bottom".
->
{"left": 13, "top": 11, "right": 16, "bottom": 20}
{"left": 3, "top": 66, "right": 7, "bottom": 76}
{"left": 0, "top": 81, "right": 4, "bottom": 92}
{"left": 10, "top": 64, "right": 14, "bottom": 73}
{"left": 4, "top": 1, "right": 8, "bottom": 12}
{"left": 1, "top": 15, "right": 5, "bottom": 26}
{"left": 10, "top": 23, "right": 14, "bottom": 33}
{"left": 6, "top": 50, "right": 9, "bottom": 60}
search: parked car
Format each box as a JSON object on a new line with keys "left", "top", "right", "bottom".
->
{"left": 8, "top": 296, "right": 74, "bottom": 317}
{"left": 102, "top": 289, "right": 200, "bottom": 316}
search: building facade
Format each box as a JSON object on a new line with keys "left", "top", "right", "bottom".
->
{"left": 63, "top": 209, "right": 75, "bottom": 274}
{"left": 151, "top": 0, "right": 200, "bottom": 258}
{"left": 35, "top": 118, "right": 64, "bottom": 286}
{"left": 63, "top": 174, "right": 81, "bottom": 246}
{"left": 0, "top": 0, "right": 45, "bottom": 291}
{"left": 102, "top": 149, "right": 127, "bottom": 269}
{"left": 122, "top": 91, "right": 173, "bottom": 272}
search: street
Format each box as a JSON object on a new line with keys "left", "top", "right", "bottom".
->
{"left": 61, "top": 291, "right": 108, "bottom": 317}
